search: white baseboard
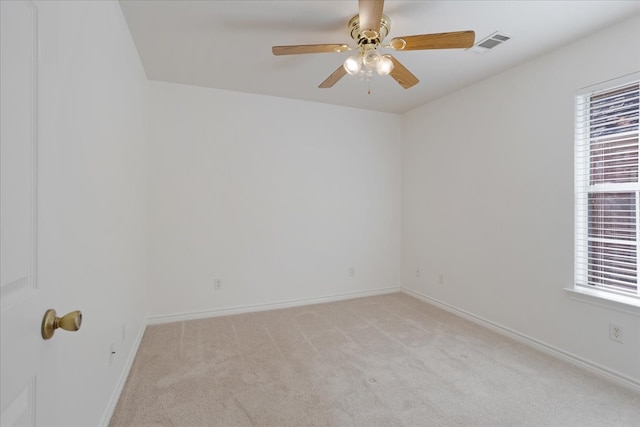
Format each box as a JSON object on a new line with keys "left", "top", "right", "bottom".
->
{"left": 401, "top": 287, "right": 640, "bottom": 393}
{"left": 100, "top": 319, "right": 148, "bottom": 427}
{"left": 147, "top": 286, "right": 401, "bottom": 325}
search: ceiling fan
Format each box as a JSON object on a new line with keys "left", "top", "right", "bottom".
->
{"left": 272, "top": 0, "right": 475, "bottom": 91}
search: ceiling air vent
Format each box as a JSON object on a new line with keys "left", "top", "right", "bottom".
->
{"left": 469, "top": 32, "right": 511, "bottom": 53}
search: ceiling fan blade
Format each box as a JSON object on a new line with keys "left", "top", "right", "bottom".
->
{"left": 388, "top": 56, "right": 419, "bottom": 89}
{"left": 272, "top": 44, "right": 349, "bottom": 55}
{"left": 318, "top": 66, "right": 347, "bottom": 88}
{"left": 358, "top": 0, "right": 385, "bottom": 34}
{"left": 390, "top": 31, "right": 475, "bottom": 51}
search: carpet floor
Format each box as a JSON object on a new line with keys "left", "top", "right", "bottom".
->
{"left": 109, "top": 292, "right": 640, "bottom": 426}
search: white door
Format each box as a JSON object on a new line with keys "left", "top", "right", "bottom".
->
{"left": 1, "top": 1, "right": 59, "bottom": 425}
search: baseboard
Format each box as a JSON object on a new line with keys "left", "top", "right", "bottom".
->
{"left": 147, "top": 286, "right": 401, "bottom": 325}
{"left": 99, "top": 319, "right": 148, "bottom": 427}
{"left": 401, "top": 287, "right": 640, "bottom": 393}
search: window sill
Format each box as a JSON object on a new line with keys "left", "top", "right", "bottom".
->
{"left": 564, "top": 287, "right": 640, "bottom": 316}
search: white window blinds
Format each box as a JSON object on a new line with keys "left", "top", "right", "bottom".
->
{"left": 575, "top": 74, "right": 640, "bottom": 298}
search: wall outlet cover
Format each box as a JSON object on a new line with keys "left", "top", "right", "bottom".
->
{"left": 609, "top": 323, "right": 623, "bottom": 343}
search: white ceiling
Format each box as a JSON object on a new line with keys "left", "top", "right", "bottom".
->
{"left": 119, "top": 0, "right": 640, "bottom": 114}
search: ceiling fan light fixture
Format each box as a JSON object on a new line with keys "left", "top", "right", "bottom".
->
{"left": 343, "top": 54, "right": 362, "bottom": 75}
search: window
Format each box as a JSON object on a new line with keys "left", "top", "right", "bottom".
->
{"left": 575, "top": 73, "right": 640, "bottom": 302}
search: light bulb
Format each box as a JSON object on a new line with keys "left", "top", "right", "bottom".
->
{"left": 377, "top": 55, "right": 394, "bottom": 75}
{"left": 343, "top": 55, "right": 362, "bottom": 75}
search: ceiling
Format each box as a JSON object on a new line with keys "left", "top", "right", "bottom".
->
{"left": 119, "top": 0, "right": 640, "bottom": 114}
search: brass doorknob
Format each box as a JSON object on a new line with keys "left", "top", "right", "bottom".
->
{"left": 41, "top": 309, "right": 82, "bottom": 340}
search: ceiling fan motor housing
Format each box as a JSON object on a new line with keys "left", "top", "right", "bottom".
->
{"left": 348, "top": 14, "right": 391, "bottom": 46}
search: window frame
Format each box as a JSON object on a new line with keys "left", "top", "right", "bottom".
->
{"left": 573, "top": 72, "right": 640, "bottom": 309}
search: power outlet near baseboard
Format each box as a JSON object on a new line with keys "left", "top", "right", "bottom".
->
{"left": 609, "top": 323, "right": 623, "bottom": 343}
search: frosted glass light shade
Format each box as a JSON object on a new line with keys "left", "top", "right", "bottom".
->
{"left": 362, "top": 50, "right": 380, "bottom": 70}
{"left": 377, "top": 55, "right": 394, "bottom": 75}
{"left": 343, "top": 55, "right": 362, "bottom": 75}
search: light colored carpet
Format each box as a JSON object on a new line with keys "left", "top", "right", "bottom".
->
{"left": 109, "top": 292, "right": 640, "bottom": 426}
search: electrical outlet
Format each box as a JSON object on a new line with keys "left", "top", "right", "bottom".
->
{"left": 609, "top": 323, "right": 623, "bottom": 343}
{"left": 349, "top": 267, "right": 355, "bottom": 277}
{"left": 214, "top": 279, "right": 222, "bottom": 290}
{"left": 416, "top": 269, "right": 420, "bottom": 278}
{"left": 438, "top": 274, "right": 444, "bottom": 285}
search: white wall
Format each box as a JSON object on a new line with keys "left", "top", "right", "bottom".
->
{"left": 402, "top": 15, "right": 640, "bottom": 385}
{"left": 35, "top": 1, "right": 148, "bottom": 425}
{"left": 147, "top": 82, "right": 402, "bottom": 319}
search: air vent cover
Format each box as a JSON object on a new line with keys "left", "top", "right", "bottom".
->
{"left": 470, "top": 32, "right": 511, "bottom": 53}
